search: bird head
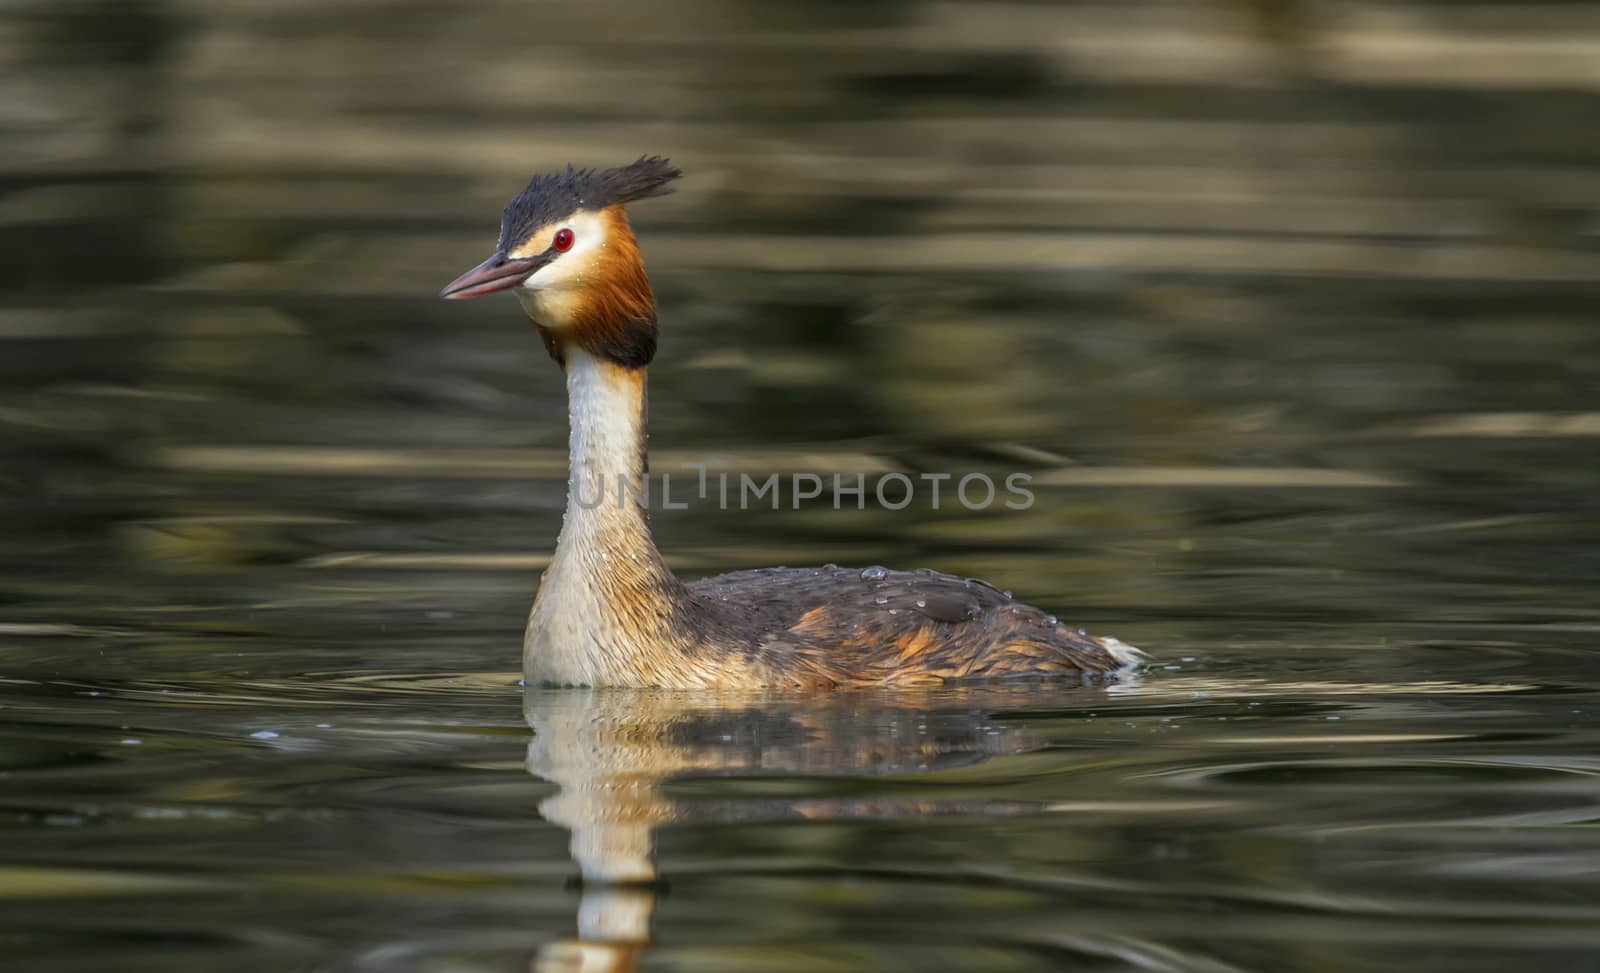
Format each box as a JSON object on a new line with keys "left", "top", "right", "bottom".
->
{"left": 440, "top": 156, "right": 681, "bottom": 368}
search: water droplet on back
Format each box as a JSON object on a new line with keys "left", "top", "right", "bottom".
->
{"left": 914, "top": 598, "right": 927, "bottom": 609}
{"left": 874, "top": 594, "right": 889, "bottom": 605}
{"left": 860, "top": 565, "right": 888, "bottom": 581}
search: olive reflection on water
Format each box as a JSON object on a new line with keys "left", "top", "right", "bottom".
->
{"left": 523, "top": 686, "right": 1071, "bottom": 972}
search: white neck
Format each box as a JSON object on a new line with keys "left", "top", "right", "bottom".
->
{"left": 563, "top": 346, "right": 648, "bottom": 506}
{"left": 524, "top": 348, "right": 690, "bottom": 686}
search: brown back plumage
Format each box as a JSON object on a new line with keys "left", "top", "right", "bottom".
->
{"left": 683, "top": 565, "right": 1134, "bottom": 688}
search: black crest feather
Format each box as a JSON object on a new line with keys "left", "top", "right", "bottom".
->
{"left": 499, "top": 155, "right": 682, "bottom": 252}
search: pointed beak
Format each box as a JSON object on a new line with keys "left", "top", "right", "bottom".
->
{"left": 438, "top": 252, "right": 548, "bottom": 300}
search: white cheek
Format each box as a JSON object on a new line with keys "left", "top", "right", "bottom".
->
{"left": 516, "top": 285, "right": 582, "bottom": 326}
{"left": 514, "top": 211, "right": 609, "bottom": 328}
{"left": 518, "top": 212, "right": 608, "bottom": 291}
{"left": 521, "top": 259, "right": 571, "bottom": 290}
{"left": 517, "top": 260, "right": 587, "bottom": 327}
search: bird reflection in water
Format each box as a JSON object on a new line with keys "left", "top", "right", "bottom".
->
{"left": 523, "top": 685, "right": 1089, "bottom": 972}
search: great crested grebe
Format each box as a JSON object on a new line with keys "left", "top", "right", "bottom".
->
{"left": 440, "top": 157, "right": 1139, "bottom": 689}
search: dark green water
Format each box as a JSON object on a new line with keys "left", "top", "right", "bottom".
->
{"left": 3, "top": 1, "right": 1600, "bottom": 970}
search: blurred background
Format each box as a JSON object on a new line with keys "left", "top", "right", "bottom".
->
{"left": 2, "top": 0, "right": 1597, "bottom": 632}
{"left": 2, "top": 2, "right": 1599, "bottom": 971}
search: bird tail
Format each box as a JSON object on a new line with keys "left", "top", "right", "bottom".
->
{"left": 1098, "top": 636, "right": 1147, "bottom": 671}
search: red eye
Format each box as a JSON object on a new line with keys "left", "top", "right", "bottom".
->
{"left": 553, "top": 228, "right": 575, "bottom": 252}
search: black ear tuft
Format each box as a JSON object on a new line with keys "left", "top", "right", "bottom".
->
{"left": 498, "top": 156, "right": 683, "bottom": 254}
{"left": 594, "top": 156, "right": 683, "bottom": 205}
